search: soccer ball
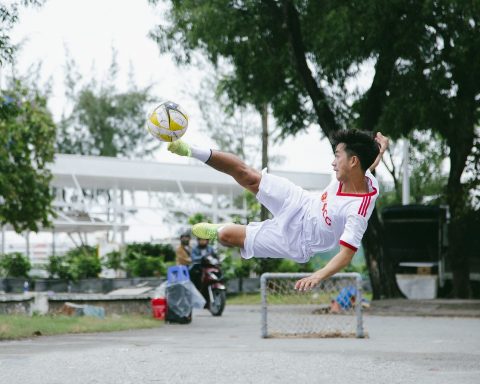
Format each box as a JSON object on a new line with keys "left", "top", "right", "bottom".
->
{"left": 146, "top": 101, "right": 188, "bottom": 142}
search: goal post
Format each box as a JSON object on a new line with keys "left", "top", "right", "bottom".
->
{"left": 260, "top": 272, "right": 365, "bottom": 338}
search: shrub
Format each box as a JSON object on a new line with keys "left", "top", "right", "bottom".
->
{"left": 46, "top": 245, "right": 101, "bottom": 281}
{"left": 0, "top": 252, "right": 31, "bottom": 278}
{"left": 125, "top": 243, "right": 175, "bottom": 263}
{"left": 103, "top": 250, "right": 122, "bottom": 271}
{"left": 46, "top": 255, "right": 70, "bottom": 280}
{"left": 107, "top": 242, "right": 174, "bottom": 277}
{"left": 124, "top": 251, "right": 166, "bottom": 277}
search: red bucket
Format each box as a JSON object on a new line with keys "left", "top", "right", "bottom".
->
{"left": 151, "top": 297, "right": 167, "bottom": 320}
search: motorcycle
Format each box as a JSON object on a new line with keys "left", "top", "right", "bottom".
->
{"left": 199, "top": 255, "right": 227, "bottom": 316}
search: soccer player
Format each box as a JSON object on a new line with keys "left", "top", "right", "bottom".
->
{"left": 165, "top": 130, "right": 389, "bottom": 291}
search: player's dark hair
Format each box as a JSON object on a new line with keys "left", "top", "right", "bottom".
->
{"left": 331, "top": 130, "right": 380, "bottom": 172}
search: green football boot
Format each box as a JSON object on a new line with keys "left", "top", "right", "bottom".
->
{"left": 167, "top": 140, "right": 191, "bottom": 157}
{"left": 192, "top": 223, "right": 231, "bottom": 241}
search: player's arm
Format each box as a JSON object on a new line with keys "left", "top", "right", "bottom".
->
{"left": 294, "top": 245, "right": 355, "bottom": 291}
{"left": 369, "top": 132, "right": 389, "bottom": 172}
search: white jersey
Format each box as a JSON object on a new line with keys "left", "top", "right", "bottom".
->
{"left": 242, "top": 169, "right": 379, "bottom": 262}
{"left": 302, "top": 169, "right": 379, "bottom": 256}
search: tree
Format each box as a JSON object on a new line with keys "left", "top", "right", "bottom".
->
{"left": 0, "top": 78, "right": 56, "bottom": 232}
{"left": 1, "top": 1, "right": 55, "bottom": 234}
{"left": 0, "top": 1, "right": 44, "bottom": 66}
{"left": 149, "top": 0, "right": 395, "bottom": 293}
{"left": 371, "top": 0, "right": 480, "bottom": 297}
{"left": 377, "top": 131, "right": 449, "bottom": 208}
{"left": 150, "top": 0, "right": 479, "bottom": 297}
{"left": 56, "top": 50, "right": 159, "bottom": 158}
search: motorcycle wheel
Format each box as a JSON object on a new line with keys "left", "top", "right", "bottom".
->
{"left": 209, "top": 289, "right": 226, "bottom": 316}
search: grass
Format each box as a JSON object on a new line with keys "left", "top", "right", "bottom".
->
{"left": 227, "top": 291, "right": 373, "bottom": 305}
{"left": 0, "top": 314, "right": 163, "bottom": 341}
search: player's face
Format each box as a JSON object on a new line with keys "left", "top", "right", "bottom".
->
{"left": 332, "top": 143, "right": 350, "bottom": 181}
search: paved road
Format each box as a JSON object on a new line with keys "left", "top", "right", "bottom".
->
{"left": 1, "top": 305, "right": 479, "bottom": 384}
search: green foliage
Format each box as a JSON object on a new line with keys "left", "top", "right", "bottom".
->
{"left": 0, "top": 252, "right": 31, "bottom": 278}
{"left": 56, "top": 51, "right": 159, "bottom": 158}
{"left": 66, "top": 246, "right": 101, "bottom": 281}
{"left": 0, "top": 314, "right": 162, "bottom": 341}
{"left": 125, "top": 243, "right": 175, "bottom": 263}
{"left": 188, "top": 213, "right": 208, "bottom": 225}
{"left": 276, "top": 259, "right": 315, "bottom": 274}
{"left": 151, "top": 0, "right": 480, "bottom": 295}
{"left": 124, "top": 252, "right": 166, "bottom": 278}
{"left": 0, "top": 78, "right": 56, "bottom": 233}
{"left": 46, "top": 255, "right": 70, "bottom": 280}
{"left": 47, "top": 246, "right": 101, "bottom": 281}
{"left": 103, "top": 250, "right": 122, "bottom": 271}
{"left": 0, "top": 1, "right": 45, "bottom": 65}
{"left": 47, "top": 243, "right": 175, "bottom": 279}
{"left": 104, "top": 242, "right": 174, "bottom": 277}
{"left": 150, "top": 0, "right": 309, "bottom": 135}
{"left": 377, "top": 131, "right": 449, "bottom": 210}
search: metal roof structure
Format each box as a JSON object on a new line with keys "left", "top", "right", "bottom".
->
{"left": 47, "top": 153, "right": 331, "bottom": 236}
{"left": 1, "top": 154, "right": 332, "bottom": 256}
{"left": 50, "top": 154, "right": 331, "bottom": 195}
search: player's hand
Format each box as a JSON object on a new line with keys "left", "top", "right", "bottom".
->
{"left": 375, "top": 132, "right": 389, "bottom": 153}
{"left": 295, "top": 273, "right": 322, "bottom": 291}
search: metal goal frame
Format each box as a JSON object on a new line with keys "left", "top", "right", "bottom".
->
{"left": 260, "top": 272, "right": 365, "bottom": 338}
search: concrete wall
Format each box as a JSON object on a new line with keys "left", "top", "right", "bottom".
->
{"left": 1, "top": 277, "right": 260, "bottom": 294}
{"left": 0, "top": 278, "right": 261, "bottom": 316}
{"left": 0, "top": 277, "right": 166, "bottom": 294}
{"left": 0, "top": 293, "right": 152, "bottom": 316}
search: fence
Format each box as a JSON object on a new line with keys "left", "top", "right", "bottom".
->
{"left": 260, "top": 272, "right": 364, "bottom": 338}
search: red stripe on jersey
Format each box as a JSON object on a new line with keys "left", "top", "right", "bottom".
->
{"left": 358, "top": 197, "right": 367, "bottom": 215}
{"left": 362, "top": 196, "right": 372, "bottom": 216}
{"left": 339, "top": 240, "right": 358, "bottom": 252}
{"left": 363, "top": 196, "right": 372, "bottom": 216}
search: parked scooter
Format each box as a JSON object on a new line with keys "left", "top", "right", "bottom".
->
{"left": 200, "top": 254, "right": 226, "bottom": 316}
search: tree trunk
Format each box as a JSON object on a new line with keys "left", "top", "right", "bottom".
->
{"left": 260, "top": 103, "right": 269, "bottom": 222}
{"left": 446, "top": 131, "right": 474, "bottom": 298}
{"left": 363, "top": 209, "right": 403, "bottom": 299}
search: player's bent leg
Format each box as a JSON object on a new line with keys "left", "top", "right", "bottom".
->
{"left": 192, "top": 222, "right": 246, "bottom": 248}
{"left": 217, "top": 224, "right": 246, "bottom": 248}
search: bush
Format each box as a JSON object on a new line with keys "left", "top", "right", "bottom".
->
{"left": 124, "top": 251, "right": 166, "bottom": 277}
{"left": 46, "top": 255, "right": 70, "bottom": 280}
{"left": 0, "top": 252, "right": 31, "bottom": 278}
{"left": 124, "top": 243, "right": 175, "bottom": 263}
{"left": 120, "top": 243, "right": 173, "bottom": 277}
{"left": 46, "top": 245, "right": 101, "bottom": 281}
{"left": 103, "top": 250, "right": 122, "bottom": 271}
{"left": 67, "top": 246, "right": 101, "bottom": 280}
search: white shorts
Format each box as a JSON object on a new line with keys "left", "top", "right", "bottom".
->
{"left": 241, "top": 171, "right": 311, "bottom": 263}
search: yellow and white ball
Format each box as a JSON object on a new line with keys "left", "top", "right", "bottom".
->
{"left": 146, "top": 101, "right": 188, "bottom": 142}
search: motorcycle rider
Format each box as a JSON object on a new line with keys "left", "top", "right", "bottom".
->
{"left": 190, "top": 237, "right": 217, "bottom": 292}
{"left": 175, "top": 231, "right": 192, "bottom": 266}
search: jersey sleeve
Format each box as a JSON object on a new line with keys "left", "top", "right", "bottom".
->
{"left": 339, "top": 212, "right": 368, "bottom": 252}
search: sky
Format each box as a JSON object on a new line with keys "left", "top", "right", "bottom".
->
{"left": 4, "top": 0, "right": 392, "bottom": 255}
{"left": 8, "top": 0, "right": 336, "bottom": 173}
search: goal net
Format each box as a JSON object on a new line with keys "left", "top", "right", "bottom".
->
{"left": 260, "top": 272, "right": 365, "bottom": 338}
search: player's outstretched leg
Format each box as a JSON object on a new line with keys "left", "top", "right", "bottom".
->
{"left": 168, "top": 140, "right": 261, "bottom": 195}
{"left": 193, "top": 222, "right": 246, "bottom": 248}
